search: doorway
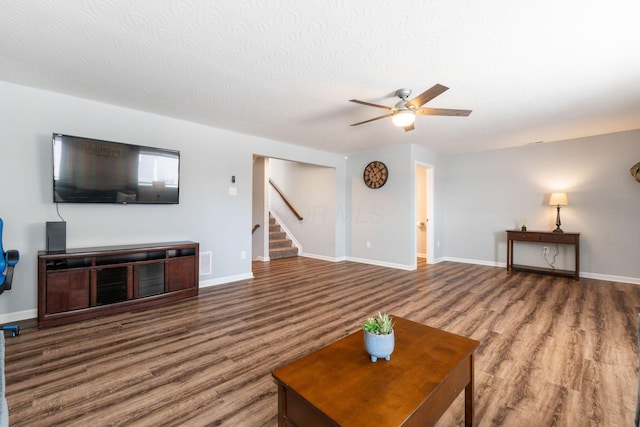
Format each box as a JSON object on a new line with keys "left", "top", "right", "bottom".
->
{"left": 251, "top": 155, "right": 338, "bottom": 266}
{"left": 415, "top": 163, "right": 434, "bottom": 265}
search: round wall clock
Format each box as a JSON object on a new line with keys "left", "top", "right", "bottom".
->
{"left": 363, "top": 161, "right": 389, "bottom": 189}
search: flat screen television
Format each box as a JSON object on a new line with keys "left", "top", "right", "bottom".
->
{"left": 52, "top": 133, "right": 180, "bottom": 204}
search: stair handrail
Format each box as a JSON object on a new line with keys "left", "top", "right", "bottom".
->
{"left": 269, "top": 179, "right": 303, "bottom": 221}
{"left": 252, "top": 224, "right": 260, "bottom": 234}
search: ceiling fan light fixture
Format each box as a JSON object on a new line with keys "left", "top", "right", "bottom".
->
{"left": 349, "top": 84, "right": 471, "bottom": 129}
{"left": 392, "top": 109, "right": 416, "bottom": 128}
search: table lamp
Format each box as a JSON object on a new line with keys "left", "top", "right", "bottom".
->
{"left": 549, "top": 192, "right": 568, "bottom": 233}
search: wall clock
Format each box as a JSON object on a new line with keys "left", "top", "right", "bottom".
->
{"left": 363, "top": 161, "right": 388, "bottom": 189}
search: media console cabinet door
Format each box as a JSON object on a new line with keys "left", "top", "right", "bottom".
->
{"left": 135, "top": 263, "right": 165, "bottom": 298}
{"left": 167, "top": 257, "right": 196, "bottom": 292}
{"left": 46, "top": 270, "right": 90, "bottom": 313}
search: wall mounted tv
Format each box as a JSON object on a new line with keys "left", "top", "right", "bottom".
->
{"left": 52, "top": 133, "right": 180, "bottom": 204}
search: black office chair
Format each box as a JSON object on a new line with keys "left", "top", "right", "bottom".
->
{"left": 0, "top": 218, "right": 19, "bottom": 295}
{"left": 0, "top": 218, "right": 20, "bottom": 337}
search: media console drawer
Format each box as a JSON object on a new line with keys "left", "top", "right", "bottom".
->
{"left": 508, "top": 231, "right": 579, "bottom": 244}
{"left": 38, "top": 241, "right": 199, "bottom": 328}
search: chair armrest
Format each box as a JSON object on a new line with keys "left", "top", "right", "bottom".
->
{"left": 5, "top": 250, "right": 18, "bottom": 267}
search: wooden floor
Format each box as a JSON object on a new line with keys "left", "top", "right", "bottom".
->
{"left": 5, "top": 258, "right": 640, "bottom": 426}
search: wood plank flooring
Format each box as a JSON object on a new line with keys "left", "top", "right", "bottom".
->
{"left": 4, "top": 257, "right": 640, "bottom": 426}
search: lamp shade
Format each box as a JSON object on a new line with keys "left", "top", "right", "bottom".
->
{"left": 549, "top": 192, "right": 568, "bottom": 206}
{"left": 392, "top": 109, "right": 416, "bottom": 127}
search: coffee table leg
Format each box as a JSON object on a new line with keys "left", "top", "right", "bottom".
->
{"left": 465, "top": 354, "right": 474, "bottom": 427}
{"left": 277, "top": 383, "right": 285, "bottom": 427}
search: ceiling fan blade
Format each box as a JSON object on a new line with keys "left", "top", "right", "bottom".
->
{"left": 403, "top": 123, "right": 415, "bottom": 132}
{"left": 416, "top": 107, "right": 472, "bottom": 117}
{"left": 349, "top": 99, "right": 393, "bottom": 110}
{"left": 350, "top": 113, "right": 394, "bottom": 126}
{"left": 406, "top": 84, "right": 449, "bottom": 109}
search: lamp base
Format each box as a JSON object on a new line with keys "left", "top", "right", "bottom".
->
{"left": 553, "top": 205, "right": 564, "bottom": 233}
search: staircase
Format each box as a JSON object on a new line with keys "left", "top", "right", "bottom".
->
{"left": 269, "top": 215, "right": 298, "bottom": 259}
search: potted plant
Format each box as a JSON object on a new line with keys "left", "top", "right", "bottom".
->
{"left": 363, "top": 312, "right": 395, "bottom": 362}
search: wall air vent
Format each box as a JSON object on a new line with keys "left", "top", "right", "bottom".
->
{"left": 199, "top": 251, "right": 212, "bottom": 275}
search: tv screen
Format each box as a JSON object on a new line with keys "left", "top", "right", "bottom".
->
{"left": 52, "top": 133, "right": 180, "bottom": 204}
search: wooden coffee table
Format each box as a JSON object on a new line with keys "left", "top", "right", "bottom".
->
{"left": 272, "top": 316, "right": 480, "bottom": 426}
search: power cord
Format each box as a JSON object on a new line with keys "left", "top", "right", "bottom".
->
{"left": 543, "top": 244, "right": 559, "bottom": 270}
{"left": 55, "top": 202, "right": 66, "bottom": 222}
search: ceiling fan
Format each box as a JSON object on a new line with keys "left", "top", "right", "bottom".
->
{"left": 349, "top": 83, "right": 472, "bottom": 132}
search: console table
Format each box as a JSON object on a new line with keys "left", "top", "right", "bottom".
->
{"left": 38, "top": 241, "right": 199, "bottom": 328}
{"left": 272, "top": 316, "right": 479, "bottom": 427}
{"left": 506, "top": 230, "right": 580, "bottom": 280}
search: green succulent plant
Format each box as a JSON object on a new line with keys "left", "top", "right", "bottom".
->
{"left": 363, "top": 312, "right": 394, "bottom": 335}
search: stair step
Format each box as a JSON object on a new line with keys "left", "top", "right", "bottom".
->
{"left": 270, "top": 246, "right": 298, "bottom": 259}
{"left": 269, "top": 223, "right": 281, "bottom": 232}
{"left": 270, "top": 238, "right": 292, "bottom": 249}
{"left": 270, "top": 231, "right": 286, "bottom": 240}
{"left": 268, "top": 214, "right": 297, "bottom": 259}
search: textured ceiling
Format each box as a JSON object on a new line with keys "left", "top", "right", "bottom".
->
{"left": 1, "top": 1, "right": 639, "bottom": 155}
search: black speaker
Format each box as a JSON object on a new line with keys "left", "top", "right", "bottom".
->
{"left": 46, "top": 221, "right": 66, "bottom": 253}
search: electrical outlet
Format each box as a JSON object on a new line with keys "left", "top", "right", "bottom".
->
{"left": 240, "top": 251, "right": 246, "bottom": 259}
{"left": 542, "top": 247, "right": 549, "bottom": 255}
{"left": 366, "top": 241, "right": 371, "bottom": 249}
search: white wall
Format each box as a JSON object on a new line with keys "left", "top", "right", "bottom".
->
{"left": 441, "top": 130, "right": 640, "bottom": 281}
{"left": 0, "top": 81, "right": 347, "bottom": 321}
{"left": 268, "top": 159, "right": 337, "bottom": 259}
{"left": 345, "top": 143, "right": 444, "bottom": 270}
{"left": 348, "top": 145, "right": 416, "bottom": 269}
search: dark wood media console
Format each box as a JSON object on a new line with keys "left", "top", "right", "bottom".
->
{"left": 38, "top": 241, "right": 199, "bottom": 328}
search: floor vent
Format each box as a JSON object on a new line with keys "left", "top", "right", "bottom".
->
{"left": 199, "top": 251, "right": 212, "bottom": 275}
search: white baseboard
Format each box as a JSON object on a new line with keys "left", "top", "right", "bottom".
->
{"left": 439, "top": 257, "right": 640, "bottom": 285}
{"left": 346, "top": 256, "right": 416, "bottom": 271}
{"left": 270, "top": 210, "right": 301, "bottom": 254}
{"left": 580, "top": 272, "right": 640, "bottom": 285}
{"left": 442, "top": 256, "right": 505, "bottom": 268}
{"left": 0, "top": 309, "right": 37, "bottom": 325}
{"left": 6, "top": 258, "right": 636, "bottom": 325}
{"left": 199, "top": 272, "right": 254, "bottom": 288}
{"left": 0, "top": 276, "right": 255, "bottom": 324}
{"left": 300, "top": 252, "right": 346, "bottom": 262}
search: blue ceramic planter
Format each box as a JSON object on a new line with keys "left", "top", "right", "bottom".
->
{"left": 364, "top": 330, "right": 395, "bottom": 362}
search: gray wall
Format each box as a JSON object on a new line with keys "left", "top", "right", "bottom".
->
{"left": 348, "top": 145, "right": 418, "bottom": 269}
{"left": 345, "top": 144, "right": 444, "bottom": 269}
{"left": 268, "top": 159, "right": 337, "bottom": 259}
{"left": 441, "top": 130, "right": 640, "bottom": 281}
{"left": 0, "top": 81, "right": 346, "bottom": 322}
